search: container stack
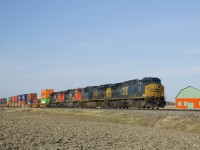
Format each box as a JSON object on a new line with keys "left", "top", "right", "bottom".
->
{"left": 2, "top": 98, "right": 7, "bottom": 107}
{"left": 12, "top": 96, "right": 18, "bottom": 107}
{"left": 21, "top": 94, "right": 27, "bottom": 107}
{"left": 7, "top": 97, "right": 11, "bottom": 107}
{"left": 0, "top": 99, "right": 2, "bottom": 106}
{"left": 18, "top": 95, "right": 22, "bottom": 107}
{"left": 32, "top": 99, "right": 40, "bottom": 108}
{"left": 8, "top": 97, "right": 12, "bottom": 107}
{"left": 27, "top": 93, "right": 37, "bottom": 107}
{"left": 40, "top": 89, "right": 54, "bottom": 107}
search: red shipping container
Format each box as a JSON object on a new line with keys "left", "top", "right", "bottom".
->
{"left": 11, "top": 96, "right": 15, "bottom": 102}
{"left": 13, "top": 96, "right": 18, "bottom": 102}
{"left": 33, "top": 99, "right": 40, "bottom": 104}
{"left": 27, "top": 93, "right": 37, "bottom": 100}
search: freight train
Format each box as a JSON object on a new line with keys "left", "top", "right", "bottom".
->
{"left": 0, "top": 77, "right": 166, "bottom": 109}
{"left": 49, "top": 77, "right": 166, "bottom": 109}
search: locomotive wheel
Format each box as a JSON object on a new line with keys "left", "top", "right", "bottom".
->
{"left": 138, "top": 103, "right": 142, "bottom": 109}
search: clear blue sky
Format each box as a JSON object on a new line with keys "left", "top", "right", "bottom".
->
{"left": 0, "top": 0, "right": 200, "bottom": 101}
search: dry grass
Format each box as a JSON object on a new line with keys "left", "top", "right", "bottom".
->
{"left": 0, "top": 108, "right": 200, "bottom": 150}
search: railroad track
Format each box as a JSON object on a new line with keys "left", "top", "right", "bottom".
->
{"left": 47, "top": 107, "right": 200, "bottom": 112}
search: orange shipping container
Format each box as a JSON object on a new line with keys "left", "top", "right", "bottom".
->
{"left": 21, "top": 101, "right": 27, "bottom": 105}
{"left": 18, "top": 101, "right": 22, "bottom": 107}
{"left": 41, "top": 89, "right": 54, "bottom": 99}
{"left": 32, "top": 103, "right": 39, "bottom": 108}
{"left": 8, "top": 101, "right": 12, "bottom": 107}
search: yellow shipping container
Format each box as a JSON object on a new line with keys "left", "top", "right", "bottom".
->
{"left": 41, "top": 89, "right": 54, "bottom": 99}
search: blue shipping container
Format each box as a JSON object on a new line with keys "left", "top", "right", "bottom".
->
{"left": 18, "top": 95, "right": 23, "bottom": 101}
{"left": 2, "top": 98, "right": 7, "bottom": 104}
{"left": 22, "top": 94, "right": 27, "bottom": 101}
{"left": 27, "top": 100, "right": 32, "bottom": 104}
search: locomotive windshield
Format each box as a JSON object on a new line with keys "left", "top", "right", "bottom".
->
{"left": 142, "top": 78, "right": 161, "bottom": 84}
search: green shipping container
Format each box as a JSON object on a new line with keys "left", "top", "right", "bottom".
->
{"left": 40, "top": 98, "right": 51, "bottom": 104}
{"left": 7, "top": 97, "right": 10, "bottom": 102}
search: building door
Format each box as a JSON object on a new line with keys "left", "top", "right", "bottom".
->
{"left": 187, "top": 103, "right": 194, "bottom": 109}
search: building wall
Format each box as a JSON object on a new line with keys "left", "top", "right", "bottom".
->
{"left": 176, "top": 98, "right": 200, "bottom": 109}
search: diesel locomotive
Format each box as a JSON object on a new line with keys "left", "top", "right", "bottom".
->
{"left": 49, "top": 77, "right": 166, "bottom": 109}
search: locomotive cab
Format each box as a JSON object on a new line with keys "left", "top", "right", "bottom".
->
{"left": 141, "top": 78, "right": 166, "bottom": 108}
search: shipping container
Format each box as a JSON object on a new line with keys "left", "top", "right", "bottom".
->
{"left": 26, "top": 104, "right": 31, "bottom": 108}
{"left": 33, "top": 99, "right": 40, "bottom": 104}
{"left": 41, "top": 89, "right": 54, "bottom": 99}
{"left": 21, "top": 101, "right": 27, "bottom": 107}
{"left": 27, "top": 100, "right": 32, "bottom": 105}
{"left": 0, "top": 99, "right": 2, "bottom": 106}
{"left": 13, "top": 96, "right": 18, "bottom": 102}
{"left": 12, "top": 102, "right": 15, "bottom": 107}
{"left": 2, "top": 98, "right": 7, "bottom": 106}
{"left": 18, "top": 101, "right": 22, "bottom": 107}
{"left": 8, "top": 101, "right": 12, "bottom": 107}
{"left": 32, "top": 103, "right": 39, "bottom": 108}
{"left": 22, "top": 94, "right": 27, "bottom": 101}
{"left": 21, "top": 101, "right": 27, "bottom": 105}
{"left": 18, "top": 95, "right": 22, "bottom": 101}
{"left": 10, "top": 97, "right": 13, "bottom": 102}
{"left": 27, "top": 93, "right": 37, "bottom": 101}
{"left": 40, "top": 98, "right": 51, "bottom": 104}
{"left": 7, "top": 97, "right": 11, "bottom": 102}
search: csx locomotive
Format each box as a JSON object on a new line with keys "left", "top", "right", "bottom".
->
{"left": 49, "top": 77, "right": 166, "bottom": 109}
